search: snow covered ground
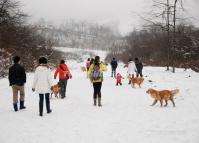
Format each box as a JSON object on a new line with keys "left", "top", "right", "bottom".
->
{"left": 0, "top": 48, "right": 199, "bottom": 143}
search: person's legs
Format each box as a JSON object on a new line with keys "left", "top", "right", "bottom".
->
{"left": 93, "top": 83, "right": 98, "bottom": 105}
{"left": 19, "top": 85, "right": 26, "bottom": 109}
{"left": 45, "top": 93, "right": 51, "bottom": 113}
{"left": 113, "top": 69, "right": 116, "bottom": 78}
{"left": 39, "top": 94, "right": 44, "bottom": 116}
{"left": 140, "top": 71, "right": 143, "bottom": 77}
{"left": 60, "top": 79, "right": 67, "bottom": 98}
{"left": 96, "top": 82, "right": 102, "bottom": 106}
{"left": 111, "top": 68, "right": 113, "bottom": 77}
{"left": 12, "top": 85, "right": 18, "bottom": 111}
{"left": 128, "top": 74, "right": 132, "bottom": 84}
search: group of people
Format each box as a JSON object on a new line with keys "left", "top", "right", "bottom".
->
{"left": 110, "top": 57, "right": 143, "bottom": 85}
{"left": 9, "top": 56, "right": 72, "bottom": 116}
{"left": 8, "top": 55, "right": 143, "bottom": 116}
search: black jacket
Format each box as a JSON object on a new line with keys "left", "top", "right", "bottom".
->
{"left": 135, "top": 62, "right": 143, "bottom": 72}
{"left": 111, "top": 60, "right": 118, "bottom": 69}
{"left": 9, "top": 64, "right": 26, "bottom": 86}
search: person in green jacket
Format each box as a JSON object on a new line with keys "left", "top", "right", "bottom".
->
{"left": 89, "top": 56, "right": 103, "bottom": 107}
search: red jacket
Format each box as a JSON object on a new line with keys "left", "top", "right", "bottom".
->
{"left": 116, "top": 73, "right": 122, "bottom": 83}
{"left": 54, "top": 64, "right": 72, "bottom": 79}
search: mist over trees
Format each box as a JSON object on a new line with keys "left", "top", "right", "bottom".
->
{"left": 35, "top": 18, "right": 120, "bottom": 50}
{"left": 106, "top": 0, "right": 199, "bottom": 72}
{"left": 0, "top": 0, "right": 63, "bottom": 77}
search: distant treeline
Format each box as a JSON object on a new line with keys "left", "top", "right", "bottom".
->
{"left": 0, "top": 0, "right": 63, "bottom": 77}
{"left": 106, "top": 24, "right": 199, "bottom": 72}
{"left": 35, "top": 18, "right": 120, "bottom": 50}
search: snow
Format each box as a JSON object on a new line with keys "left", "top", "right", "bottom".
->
{"left": 0, "top": 48, "right": 199, "bottom": 143}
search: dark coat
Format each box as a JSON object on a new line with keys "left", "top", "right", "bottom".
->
{"left": 135, "top": 61, "right": 143, "bottom": 72}
{"left": 111, "top": 60, "right": 118, "bottom": 69}
{"left": 9, "top": 64, "right": 26, "bottom": 86}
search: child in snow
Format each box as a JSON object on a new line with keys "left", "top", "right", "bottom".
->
{"left": 116, "top": 73, "right": 123, "bottom": 86}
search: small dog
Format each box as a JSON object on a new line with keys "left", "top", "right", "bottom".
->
{"left": 51, "top": 82, "right": 61, "bottom": 98}
{"left": 81, "top": 66, "right": 86, "bottom": 72}
{"left": 129, "top": 77, "right": 144, "bottom": 88}
{"left": 146, "top": 88, "right": 179, "bottom": 107}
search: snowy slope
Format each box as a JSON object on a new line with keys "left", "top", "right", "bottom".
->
{"left": 0, "top": 48, "right": 199, "bottom": 143}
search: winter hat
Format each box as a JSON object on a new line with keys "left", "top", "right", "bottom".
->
{"left": 39, "top": 57, "right": 47, "bottom": 64}
{"left": 13, "top": 56, "right": 20, "bottom": 64}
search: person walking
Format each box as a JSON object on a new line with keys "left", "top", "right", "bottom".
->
{"left": 54, "top": 60, "right": 72, "bottom": 99}
{"left": 32, "top": 57, "right": 53, "bottom": 116}
{"left": 110, "top": 57, "right": 118, "bottom": 78}
{"left": 127, "top": 58, "right": 136, "bottom": 84}
{"left": 89, "top": 56, "right": 103, "bottom": 107}
{"left": 86, "top": 58, "right": 91, "bottom": 78}
{"left": 86, "top": 58, "right": 91, "bottom": 71}
{"left": 9, "top": 56, "right": 26, "bottom": 112}
{"left": 134, "top": 57, "right": 143, "bottom": 77}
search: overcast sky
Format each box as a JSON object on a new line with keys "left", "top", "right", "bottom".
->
{"left": 19, "top": 0, "right": 199, "bottom": 35}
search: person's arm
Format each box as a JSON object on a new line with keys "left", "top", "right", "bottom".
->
{"left": 54, "top": 67, "right": 59, "bottom": 79}
{"left": 140, "top": 63, "right": 143, "bottom": 70}
{"left": 116, "top": 61, "right": 118, "bottom": 68}
{"left": 88, "top": 64, "right": 94, "bottom": 81}
{"left": 8, "top": 67, "right": 13, "bottom": 86}
{"left": 32, "top": 69, "right": 38, "bottom": 91}
{"left": 22, "top": 66, "right": 26, "bottom": 84}
{"left": 47, "top": 69, "right": 53, "bottom": 87}
{"left": 65, "top": 64, "right": 72, "bottom": 78}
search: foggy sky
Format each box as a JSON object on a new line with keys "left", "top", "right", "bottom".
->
{"left": 19, "top": 0, "right": 199, "bottom": 35}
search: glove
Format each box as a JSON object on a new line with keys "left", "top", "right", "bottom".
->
{"left": 32, "top": 88, "right": 35, "bottom": 92}
{"left": 69, "top": 75, "right": 72, "bottom": 79}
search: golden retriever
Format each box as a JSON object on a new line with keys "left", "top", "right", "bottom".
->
{"left": 146, "top": 88, "right": 179, "bottom": 107}
{"left": 51, "top": 82, "right": 61, "bottom": 98}
{"left": 81, "top": 66, "right": 87, "bottom": 72}
{"left": 129, "top": 77, "right": 144, "bottom": 88}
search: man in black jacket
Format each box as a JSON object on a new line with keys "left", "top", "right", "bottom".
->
{"left": 111, "top": 57, "right": 118, "bottom": 78}
{"left": 9, "top": 56, "right": 26, "bottom": 111}
{"left": 135, "top": 57, "right": 143, "bottom": 77}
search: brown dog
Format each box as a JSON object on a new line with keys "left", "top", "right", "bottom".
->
{"left": 146, "top": 88, "right": 179, "bottom": 107}
{"left": 129, "top": 77, "right": 144, "bottom": 88}
{"left": 51, "top": 82, "right": 61, "bottom": 98}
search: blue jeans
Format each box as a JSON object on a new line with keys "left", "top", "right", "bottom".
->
{"left": 59, "top": 79, "right": 68, "bottom": 97}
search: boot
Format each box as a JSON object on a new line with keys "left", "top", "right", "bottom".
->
{"left": 20, "top": 101, "right": 26, "bottom": 109}
{"left": 94, "top": 98, "right": 97, "bottom": 106}
{"left": 98, "top": 98, "right": 102, "bottom": 107}
{"left": 13, "top": 103, "right": 18, "bottom": 112}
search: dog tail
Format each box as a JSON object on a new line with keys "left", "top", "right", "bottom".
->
{"left": 171, "top": 89, "right": 179, "bottom": 96}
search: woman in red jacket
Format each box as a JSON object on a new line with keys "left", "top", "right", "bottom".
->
{"left": 54, "top": 60, "right": 72, "bottom": 98}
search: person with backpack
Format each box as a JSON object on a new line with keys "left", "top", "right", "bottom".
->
{"left": 32, "top": 57, "right": 53, "bottom": 116}
{"left": 54, "top": 60, "right": 72, "bottom": 99}
{"left": 134, "top": 57, "right": 143, "bottom": 77}
{"left": 89, "top": 56, "right": 103, "bottom": 107}
{"left": 110, "top": 57, "right": 118, "bottom": 78}
{"left": 9, "top": 56, "right": 26, "bottom": 112}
